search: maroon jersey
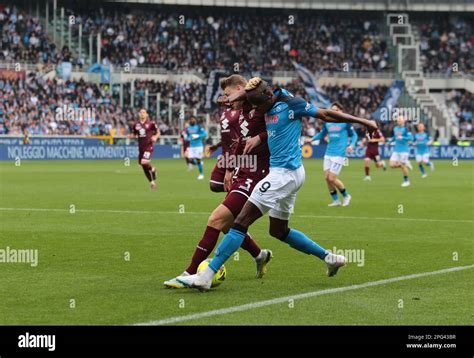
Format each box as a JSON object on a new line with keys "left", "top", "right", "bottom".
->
{"left": 234, "top": 106, "right": 270, "bottom": 177}
{"left": 180, "top": 129, "right": 190, "bottom": 151}
{"left": 133, "top": 119, "right": 157, "bottom": 151}
{"left": 366, "top": 128, "right": 383, "bottom": 152}
{"left": 219, "top": 108, "right": 242, "bottom": 158}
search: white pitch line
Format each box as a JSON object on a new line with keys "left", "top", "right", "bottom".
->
{"left": 0, "top": 207, "right": 472, "bottom": 223}
{"left": 135, "top": 265, "right": 474, "bottom": 326}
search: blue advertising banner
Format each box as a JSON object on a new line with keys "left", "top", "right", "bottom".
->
{"left": 0, "top": 140, "right": 472, "bottom": 160}
{"left": 301, "top": 144, "right": 474, "bottom": 160}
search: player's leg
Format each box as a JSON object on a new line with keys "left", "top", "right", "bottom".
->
{"left": 400, "top": 154, "right": 411, "bottom": 186}
{"left": 375, "top": 155, "right": 386, "bottom": 170}
{"left": 209, "top": 164, "right": 225, "bottom": 192}
{"left": 176, "top": 201, "right": 264, "bottom": 290}
{"left": 425, "top": 154, "right": 434, "bottom": 171}
{"left": 266, "top": 168, "right": 346, "bottom": 276}
{"left": 324, "top": 157, "right": 340, "bottom": 206}
{"left": 140, "top": 151, "right": 156, "bottom": 191}
{"left": 363, "top": 157, "right": 371, "bottom": 181}
{"left": 328, "top": 158, "right": 350, "bottom": 206}
{"left": 325, "top": 170, "right": 340, "bottom": 206}
{"left": 416, "top": 154, "right": 427, "bottom": 178}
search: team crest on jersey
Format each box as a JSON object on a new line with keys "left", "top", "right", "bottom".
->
{"left": 305, "top": 103, "right": 311, "bottom": 111}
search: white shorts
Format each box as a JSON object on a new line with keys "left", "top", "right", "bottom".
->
{"left": 415, "top": 153, "right": 430, "bottom": 163}
{"left": 248, "top": 166, "right": 305, "bottom": 220}
{"left": 390, "top": 152, "right": 409, "bottom": 163}
{"left": 188, "top": 146, "right": 203, "bottom": 159}
{"left": 323, "top": 156, "right": 345, "bottom": 175}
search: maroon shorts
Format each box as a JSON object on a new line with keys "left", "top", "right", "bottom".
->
{"left": 365, "top": 147, "right": 380, "bottom": 162}
{"left": 210, "top": 163, "right": 226, "bottom": 187}
{"left": 222, "top": 168, "right": 269, "bottom": 218}
{"left": 138, "top": 147, "right": 154, "bottom": 163}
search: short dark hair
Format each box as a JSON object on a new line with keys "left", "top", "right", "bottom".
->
{"left": 331, "top": 102, "right": 345, "bottom": 111}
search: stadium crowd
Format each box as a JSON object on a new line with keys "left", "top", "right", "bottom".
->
{"left": 418, "top": 17, "right": 472, "bottom": 75}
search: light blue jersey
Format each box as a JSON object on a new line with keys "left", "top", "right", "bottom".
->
{"left": 264, "top": 89, "right": 318, "bottom": 170}
{"left": 414, "top": 132, "right": 431, "bottom": 155}
{"left": 312, "top": 122, "right": 358, "bottom": 157}
{"left": 390, "top": 126, "right": 413, "bottom": 153}
{"left": 185, "top": 124, "right": 207, "bottom": 148}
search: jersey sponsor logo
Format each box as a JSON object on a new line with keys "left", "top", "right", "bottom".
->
{"left": 240, "top": 120, "right": 249, "bottom": 137}
{"left": 221, "top": 118, "right": 229, "bottom": 130}
{"left": 265, "top": 114, "right": 279, "bottom": 124}
{"left": 328, "top": 125, "right": 342, "bottom": 132}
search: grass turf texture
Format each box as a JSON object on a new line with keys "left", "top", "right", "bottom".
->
{"left": 0, "top": 159, "right": 472, "bottom": 325}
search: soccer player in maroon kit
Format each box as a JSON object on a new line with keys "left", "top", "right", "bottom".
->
{"left": 362, "top": 126, "right": 386, "bottom": 181}
{"left": 131, "top": 108, "right": 160, "bottom": 191}
{"left": 164, "top": 75, "right": 272, "bottom": 288}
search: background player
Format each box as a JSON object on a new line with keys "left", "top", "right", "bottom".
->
{"left": 389, "top": 117, "right": 413, "bottom": 187}
{"left": 179, "top": 122, "right": 192, "bottom": 171}
{"left": 164, "top": 75, "right": 272, "bottom": 288}
{"left": 176, "top": 77, "right": 378, "bottom": 291}
{"left": 305, "top": 102, "right": 357, "bottom": 207}
{"left": 361, "top": 126, "right": 386, "bottom": 181}
{"left": 131, "top": 108, "right": 160, "bottom": 191}
{"left": 185, "top": 117, "right": 208, "bottom": 180}
{"left": 414, "top": 123, "right": 434, "bottom": 178}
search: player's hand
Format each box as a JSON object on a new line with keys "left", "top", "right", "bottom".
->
{"left": 208, "top": 145, "right": 218, "bottom": 155}
{"left": 243, "top": 136, "right": 261, "bottom": 155}
{"left": 346, "top": 145, "right": 353, "bottom": 154}
{"left": 224, "top": 170, "right": 233, "bottom": 192}
{"left": 151, "top": 135, "right": 158, "bottom": 143}
{"left": 217, "top": 95, "right": 231, "bottom": 107}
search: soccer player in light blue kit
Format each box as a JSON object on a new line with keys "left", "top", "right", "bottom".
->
{"left": 176, "top": 78, "right": 377, "bottom": 291}
{"left": 306, "top": 102, "right": 358, "bottom": 207}
{"left": 414, "top": 123, "right": 434, "bottom": 178}
{"left": 185, "top": 116, "right": 208, "bottom": 180}
{"left": 389, "top": 117, "right": 414, "bottom": 187}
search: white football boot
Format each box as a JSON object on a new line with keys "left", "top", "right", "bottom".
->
{"left": 325, "top": 253, "right": 347, "bottom": 277}
{"left": 176, "top": 270, "right": 213, "bottom": 292}
{"left": 328, "top": 200, "right": 341, "bottom": 207}
{"left": 342, "top": 194, "right": 352, "bottom": 207}
{"left": 255, "top": 249, "right": 273, "bottom": 278}
{"left": 363, "top": 176, "right": 372, "bottom": 181}
{"left": 401, "top": 181, "right": 411, "bottom": 187}
{"left": 164, "top": 272, "right": 189, "bottom": 289}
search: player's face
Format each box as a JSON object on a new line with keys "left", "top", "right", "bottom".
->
{"left": 418, "top": 123, "right": 425, "bottom": 132}
{"left": 397, "top": 118, "right": 406, "bottom": 126}
{"left": 224, "top": 85, "right": 246, "bottom": 109}
{"left": 139, "top": 109, "right": 148, "bottom": 121}
{"left": 189, "top": 118, "right": 197, "bottom": 125}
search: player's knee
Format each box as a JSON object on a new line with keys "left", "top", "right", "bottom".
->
{"left": 207, "top": 212, "right": 225, "bottom": 231}
{"left": 269, "top": 226, "right": 288, "bottom": 241}
{"left": 140, "top": 159, "right": 150, "bottom": 166}
{"left": 389, "top": 161, "right": 398, "bottom": 168}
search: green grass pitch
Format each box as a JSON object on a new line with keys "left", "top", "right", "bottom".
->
{"left": 0, "top": 158, "right": 472, "bottom": 325}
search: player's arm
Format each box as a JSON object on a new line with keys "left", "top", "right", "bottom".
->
{"left": 315, "top": 108, "right": 377, "bottom": 130}
{"left": 305, "top": 126, "right": 327, "bottom": 143}
{"left": 220, "top": 89, "right": 247, "bottom": 105}
{"left": 209, "top": 141, "right": 222, "bottom": 154}
{"left": 348, "top": 126, "right": 358, "bottom": 153}
{"left": 242, "top": 130, "right": 267, "bottom": 155}
{"left": 151, "top": 123, "right": 160, "bottom": 143}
